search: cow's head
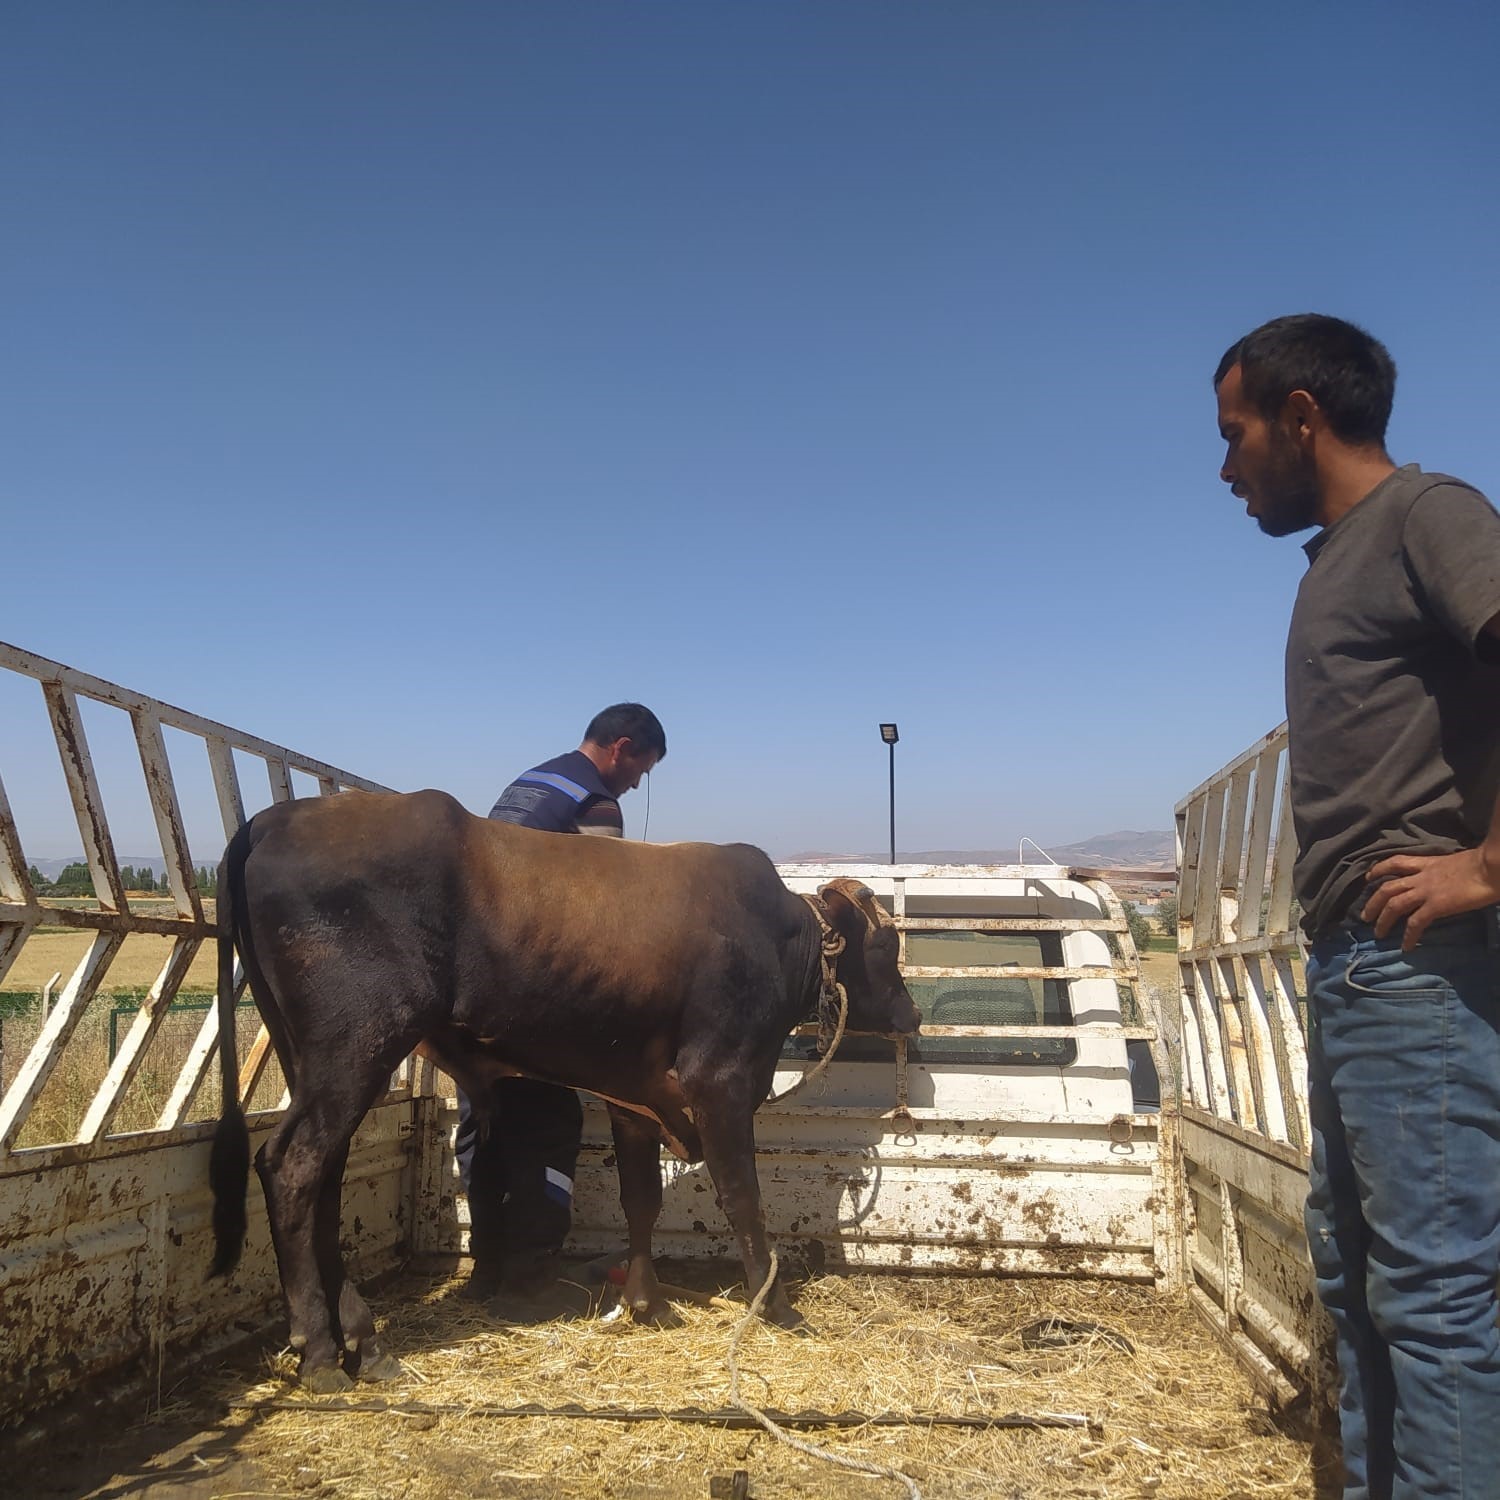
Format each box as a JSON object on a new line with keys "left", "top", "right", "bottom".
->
{"left": 817, "top": 878, "right": 922, "bottom": 1037}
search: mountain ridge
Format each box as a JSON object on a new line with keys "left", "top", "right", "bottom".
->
{"left": 782, "top": 829, "right": 1174, "bottom": 869}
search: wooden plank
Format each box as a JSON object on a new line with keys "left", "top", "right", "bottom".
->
{"left": 205, "top": 735, "right": 247, "bottom": 840}
{"left": 1177, "top": 795, "right": 1206, "bottom": 934}
{"left": 0, "top": 901, "right": 207, "bottom": 938}
{"left": 266, "top": 757, "right": 293, "bottom": 805}
{"left": 1190, "top": 957, "right": 1235, "bottom": 1120}
{"left": 898, "top": 916, "right": 1123, "bottom": 933}
{"left": 1217, "top": 767, "right": 1253, "bottom": 941}
{"left": 1209, "top": 954, "right": 1257, "bottom": 1130}
{"left": 131, "top": 710, "right": 203, "bottom": 922}
{"left": 1176, "top": 965, "right": 1212, "bottom": 1111}
{"left": 1238, "top": 954, "right": 1291, "bottom": 1145}
{"left": 0, "top": 918, "right": 36, "bottom": 990}
{"left": 42, "top": 683, "right": 125, "bottom": 913}
{"left": 1266, "top": 757, "right": 1298, "bottom": 936}
{"left": 0, "top": 931, "right": 124, "bottom": 1153}
{"left": 78, "top": 939, "right": 201, "bottom": 1144}
{"left": 0, "top": 769, "right": 35, "bottom": 905}
{"left": 1239, "top": 745, "right": 1281, "bottom": 941}
{"left": 1266, "top": 952, "right": 1311, "bottom": 1151}
{"left": 1194, "top": 783, "right": 1227, "bottom": 951}
{"left": 901, "top": 964, "right": 1124, "bottom": 980}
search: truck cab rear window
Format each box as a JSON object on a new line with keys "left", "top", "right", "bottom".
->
{"left": 906, "top": 929, "right": 1076, "bottom": 1066}
{"left": 785, "top": 925, "right": 1078, "bottom": 1067}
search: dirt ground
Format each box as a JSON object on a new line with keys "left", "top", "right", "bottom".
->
{"left": 6, "top": 1265, "right": 1335, "bottom": 1500}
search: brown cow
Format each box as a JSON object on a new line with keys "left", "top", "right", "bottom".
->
{"left": 208, "top": 789, "right": 920, "bottom": 1391}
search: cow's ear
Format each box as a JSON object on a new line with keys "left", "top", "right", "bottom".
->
{"left": 817, "top": 879, "right": 870, "bottom": 937}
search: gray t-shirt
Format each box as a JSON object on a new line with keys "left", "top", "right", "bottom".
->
{"left": 1286, "top": 465, "right": 1500, "bottom": 938}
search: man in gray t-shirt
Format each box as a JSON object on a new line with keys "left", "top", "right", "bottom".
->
{"left": 1214, "top": 313, "right": 1500, "bottom": 1500}
{"left": 1284, "top": 465, "right": 1500, "bottom": 939}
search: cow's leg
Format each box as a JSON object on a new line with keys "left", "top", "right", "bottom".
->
{"left": 258, "top": 1060, "right": 407, "bottom": 1390}
{"left": 256, "top": 1110, "right": 353, "bottom": 1392}
{"left": 607, "top": 1104, "right": 667, "bottom": 1322}
{"left": 682, "top": 1074, "right": 803, "bottom": 1330}
{"left": 310, "top": 1144, "right": 401, "bottom": 1383}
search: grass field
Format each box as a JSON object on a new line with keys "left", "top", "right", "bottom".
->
{"left": 0, "top": 899, "right": 280, "bottom": 1148}
{"left": 3, "top": 929, "right": 220, "bottom": 998}
{"left": 2, "top": 898, "right": 220, "bottom": 1001}
{"left": 0, "top": 995, "right": 283, "bottom": 1148}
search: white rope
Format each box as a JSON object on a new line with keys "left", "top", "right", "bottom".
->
{"left": 727, "top": 1251, "right": 922, "bottom": 1500}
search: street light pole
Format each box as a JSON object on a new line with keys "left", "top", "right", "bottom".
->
{"left": 879, "top": 723, "right": 899, "bottom": 865}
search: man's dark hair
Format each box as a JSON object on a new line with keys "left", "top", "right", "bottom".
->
{"left": 584, "top": 703, "right": 667, "bottom": 760}
{"left": 1214, "top": 313, "right": 1396, "bottom": 448}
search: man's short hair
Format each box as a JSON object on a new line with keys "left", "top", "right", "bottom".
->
{"left": 1214, "top": 313, "right": 1396, "bottom": 448}
{"left": 585, "top": 703, "right": 667, "bottom": 760}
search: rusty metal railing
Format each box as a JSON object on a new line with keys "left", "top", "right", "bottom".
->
{"left": 1175, "top": 722, "right": 1321, "bottom": 1405}
{"left": 1174, "top": 722, "right": 1308, "bottom": 1150}
{"left": 0, "top": 640, "right": 392, "bottom": 1167}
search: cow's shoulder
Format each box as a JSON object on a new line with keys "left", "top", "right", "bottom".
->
{"left": 659, "top": 839, "right": 779, "bottom": 889}
{"left": 717, "top": 840, "right": 780, "bottom": 884}
{"left": 687, "top": 841, "right": 806, "bottom": 929}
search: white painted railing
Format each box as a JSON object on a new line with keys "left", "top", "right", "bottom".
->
{"left": 1175, "top": 722, "right": 1308, "bottom": 1150}
{"left": 1174, "top": 723, "right": 1326, "bottom": 1406}
{"left": 0, "top": 639, "right": 393, "bottom": 1166}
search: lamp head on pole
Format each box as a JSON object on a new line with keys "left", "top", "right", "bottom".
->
{"left": 879, "top": 723, "right": 900, "bottom": 745}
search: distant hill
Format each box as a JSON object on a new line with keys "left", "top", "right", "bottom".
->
{"left": 784, "top": 829, "right": 1174, "bottom": 871}
{"left": 1043, "top": 830, "right": 1174, "bottom": 869}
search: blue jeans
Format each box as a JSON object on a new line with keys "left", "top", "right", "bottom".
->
{"left": 1305, "top": 909, "right": 1500, "bottom": 1500}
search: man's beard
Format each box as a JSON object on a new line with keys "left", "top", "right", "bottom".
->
{"left": 1255, "top": 428, "right": 1320, "bottom": 537}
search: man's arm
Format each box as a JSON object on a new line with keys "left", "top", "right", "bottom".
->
{"left": 1362, "top": 608, "right": 1500, "bottom": 948}
{"left": 576, "top": 797, "right": 624, "bottom": 837}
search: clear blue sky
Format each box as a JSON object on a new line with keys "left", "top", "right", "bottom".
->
{"left": 4, "top": 4, "right": 1498, "bottom": 861}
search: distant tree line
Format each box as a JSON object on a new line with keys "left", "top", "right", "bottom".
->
{"left": 28, "top": 862, "right": 217, "bottom": 896}
{"left": 1120, "top": 899, "right": 1154, "bottom": 954}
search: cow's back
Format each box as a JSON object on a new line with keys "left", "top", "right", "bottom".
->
{"left": 234, "top": 793, "right": 816, "bottom": 1088}
{"left": 462, "top": 826, "right": 806, "bottom": 994}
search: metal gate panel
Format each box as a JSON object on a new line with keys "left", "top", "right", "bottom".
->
{"left": 0, "top": 640, "right": 405, "bottom": 1421}
{"left": 1176, "top": 725, "right": 1329, "bottom": 1405}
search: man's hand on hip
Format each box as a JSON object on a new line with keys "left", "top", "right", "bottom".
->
{"left": 1362, "top": 846, "right": 1500, "bottom": 950}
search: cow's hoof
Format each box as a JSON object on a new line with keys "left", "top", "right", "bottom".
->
{"left": 768, "top": 1306, "right": 811, "bottom": 1335}
{"left": 628, "top": 1296, "right": 680, "bottom": 1328}
{"left": 302, "top": 1364, "right": 355, "bottom": 1395}
{"left": 357, "top": 1352, "right": 404, "bottom": 1383}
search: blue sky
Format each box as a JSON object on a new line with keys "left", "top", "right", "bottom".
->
{"left": 4, "top": 4, "right": 1498, "bottom": 861}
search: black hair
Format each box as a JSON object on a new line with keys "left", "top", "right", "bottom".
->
{"left": 1214, "top": 313, "right": 1396, "bottom": 448}
{"left": 584, "top": 703, "right": 667, "bottom": 761}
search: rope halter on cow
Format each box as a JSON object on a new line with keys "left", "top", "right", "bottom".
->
{"left": 802, "top": 892, "right": 849, "bottom": 1055}
{"left": 763, "top": 893, "right": 849, "bottom": 1107}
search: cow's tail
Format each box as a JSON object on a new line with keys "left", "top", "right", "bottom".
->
{"left": 208, "top": 820, "right": 253, "bottom": 1278}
